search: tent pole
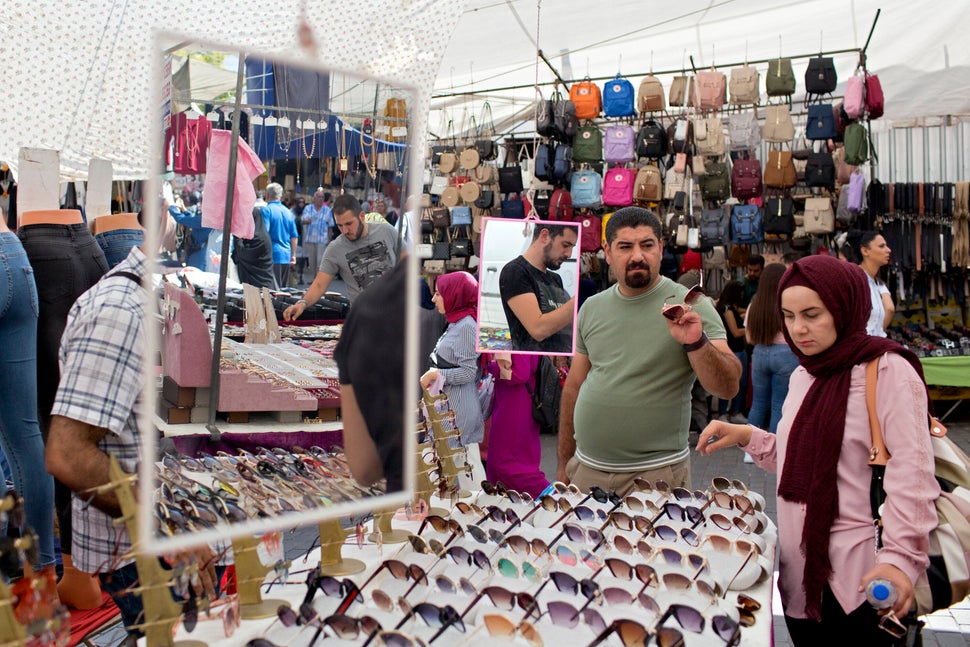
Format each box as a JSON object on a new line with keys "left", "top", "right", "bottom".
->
{"left": 205, "top": 52, "right": 246, "bottom": 444}
{"left": 537, "top": 50, "right": 566, "bottom": 87}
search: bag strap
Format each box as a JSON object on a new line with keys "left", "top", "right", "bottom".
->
{"left": 865, "top": 358, "right": 889, "bottom": 467}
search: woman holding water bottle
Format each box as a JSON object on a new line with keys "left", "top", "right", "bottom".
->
{"left": 698, "top": 256, "right": 939, "bottom": 645}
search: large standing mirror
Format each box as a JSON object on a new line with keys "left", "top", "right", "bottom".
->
{"left": 140, "top": 32, "right": 419, "bottom": 552}
{"left": 476, "top": 217, "right": 580, "bottom": 356}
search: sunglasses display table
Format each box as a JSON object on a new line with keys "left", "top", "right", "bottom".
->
{"left": 141, "top": 486, "right": 777, "bottom": 647}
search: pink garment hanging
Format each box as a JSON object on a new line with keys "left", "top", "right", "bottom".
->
{"left": 165, "top": 112, "right": 213, "bottom": 174}
{"left": 201, "top": 130, "right": 265, "bottom": 239}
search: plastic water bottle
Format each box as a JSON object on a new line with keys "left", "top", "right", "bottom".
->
{"left": 865, "top": 578, "right": 897, "bottom": 609}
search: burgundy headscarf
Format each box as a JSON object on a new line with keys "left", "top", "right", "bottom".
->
{"left": 436, "top": 271, "right": 479, "bottom": 324}
{"left": 776, "top": 255, "right": 929, "bottom": 619}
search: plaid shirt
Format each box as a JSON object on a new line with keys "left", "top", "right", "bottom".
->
{"left": 51, "top": 247, "right": 147, "bottom": 574}
{"left": 301, "top": 202, "right": 334, "bottom": 244}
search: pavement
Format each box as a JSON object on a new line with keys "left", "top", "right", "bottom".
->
{"left": 536, "top": 409, "right": 970, "bottom": 646}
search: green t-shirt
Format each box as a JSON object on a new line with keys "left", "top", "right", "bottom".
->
{"left": 573, "top": 277, "right": 726, "bottom": 472}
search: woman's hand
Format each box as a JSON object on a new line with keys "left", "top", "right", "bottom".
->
{"left": 696, "top": 420, "right": 753, "bottom": 456}
{"left": 420, "top": 369, "right": 440, "bottom": 391}
{"left": 859, "top": 563, "right": 915, "bottom": 618}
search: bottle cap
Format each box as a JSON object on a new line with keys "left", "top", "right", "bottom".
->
{"left": 871, "top": 582, "right": 892, "bottom": 601}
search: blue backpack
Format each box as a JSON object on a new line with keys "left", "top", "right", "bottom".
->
{"left": 806, "top": 103, "right": 837, "bottom": 140}
{"left": 571, "top": 170, "right": 602, "bottom": 207}
{"left": 731, "top": 204, "right": 763, "bottom": 244}
{"left": 534, "top": 142, "right": 554, "bottom": 181}
{"left": 603, "top": 74, "right": 635, "bottom": 117}
{"left": 552, "top": 144, "right": 572, "bottom": 184}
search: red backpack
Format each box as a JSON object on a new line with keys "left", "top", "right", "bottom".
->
{"left": 865, "top": 73, "right": 884, "bottom": 119}
{"left": 570, "top": 79, "right": 602, "bottom": 120}
{"left": 548, "top": 188, "right": 573, "bottom": 221}
{"left": 573, "top": 212, "right": 603, "bottom": 253}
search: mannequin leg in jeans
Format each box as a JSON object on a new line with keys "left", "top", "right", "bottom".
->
{"left": 0, "top": 234, "right": 56, "bottom": 570}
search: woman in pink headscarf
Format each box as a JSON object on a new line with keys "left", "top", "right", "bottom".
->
{"left": 420, "top": 272, "right": 484, "bottom": 446}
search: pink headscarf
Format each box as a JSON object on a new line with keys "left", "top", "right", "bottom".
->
{"left": 436, "top": 272, "right": 479, "bottom": 324}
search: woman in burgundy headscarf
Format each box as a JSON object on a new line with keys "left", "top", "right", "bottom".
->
{"left": 420, "top": 272, "right": 484, "bottom": 448}
{"left": 698, "top": 255, "right": 937, "bottom": 645}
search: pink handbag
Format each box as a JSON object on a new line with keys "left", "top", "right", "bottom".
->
{"left": 844, "top": 76, "right": 865, "bottom": 119}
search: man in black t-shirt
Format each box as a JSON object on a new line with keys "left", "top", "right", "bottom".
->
{"left": 499, "top": 223, "right": 578, "bottom": 353}
{"left": 333, "top": 262, "right": 406, "bottom": 490}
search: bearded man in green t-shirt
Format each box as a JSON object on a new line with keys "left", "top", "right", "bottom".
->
{"left": 557, "top": 207, "right": 741, "bottom": 495}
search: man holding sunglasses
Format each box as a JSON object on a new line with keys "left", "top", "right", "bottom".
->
{"left": 557, "top": 207, "right": 740, "bottom": 495}
{"left": 45, "top": 209, "right": 218, "bottom": 635}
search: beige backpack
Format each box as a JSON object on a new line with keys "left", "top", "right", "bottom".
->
{"left": 634, "top": 166, "right": 664, "bottom": 204}
{"left": 729, "top": 66, "right": 760, "bottom": 105}
{"left": 637, "top": 75, "right": 666, "bottom": 113}
{"left": 693, "top": 116, "right": 725, "bottom": 157}
{"left": 763, "top": 105, "right": 795, "bottom": 143}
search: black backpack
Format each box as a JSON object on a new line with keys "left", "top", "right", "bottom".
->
{"left": 699, "top": 207, "right": 729, "bottom": 246}
{"left": 554, "top": 100, "right": 578, "bottom": 141}
{"left": 636, "top": 120, "right": 668, "bottom": 158}
{"left": 527, "top": 356, "right": 562, "bottom": 435}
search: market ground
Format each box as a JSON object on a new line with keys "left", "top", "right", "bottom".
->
{"left": 88, "top": 405, "right": 970, "bottom": 646}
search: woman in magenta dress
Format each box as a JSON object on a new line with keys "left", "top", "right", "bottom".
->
{"left": 485, "top": 353, "right": 550, "bottom": 498}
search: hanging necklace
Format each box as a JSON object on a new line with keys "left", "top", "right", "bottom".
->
{"left": 301, "top": 122, "right": 315, "bottom": 159}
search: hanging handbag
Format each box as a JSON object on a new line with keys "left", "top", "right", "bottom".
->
{"left": 500, "top": 195, "right": 526, "bottom": 219}
{"left": 450, "top": 206, "right": 472, "bottom": 226}
{"left": 430, "top": 207, "right": 451, "bottom": 229}
{"left": 459, "top": 147, "right": 481, "bottom": 170}
{"left": 459, "top": 180, "right": 482, "bottom": 203}
{"left": 450, "top": 227, "right": 472, "bottom": 257}
{"left": 498, "top": 145, "right": 525, "bottom": 194}
{"left": 432, "top": 239, "right": 451, "bottom": 260}
{"left": 474, "top": 164, "right": 499, "bottom": 185}
{"left": 438, "top": 152, "right": 458, "bottom": 174}
{"left": 421, "top": 209, "right": 435, "bottom": 235}
{"left": 864, "top": 358, "right": 970, "bottom": 617}
{"left": 669, "top": 75, "right": 695, "bottom": 107}
{"left": 440, "top": 185, "right": 461, "bottom": 208}
{"left": 474, "top": 190, "right": 494, "bottom": 210}
{"left": 423, "top": 259, "right": 446, "bottom": 274}
{"left": 429, "top": 175, "right": 449, "bottom": 196}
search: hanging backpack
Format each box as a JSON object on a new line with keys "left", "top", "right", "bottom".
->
{"left": 699, "top": 206, "right": 729, "bottom": 246}
{"left": 762, "top": 196, "right": 795, "bottom": 235}
{"left": 731, "top": 204, "right": 763, "bottom": 244}
{"left": 548, "top": 187, "right": 573, "bottom": 221}
{"left": 572, "top": 123, "right": 603, "bottom": 163}
{"left": 803, "top": 196, "right": 835, "bottom": 234}
{"left": 570, "top": 79, "right": 602, "bottom": 120}
{"left": 603, "top": 74, "right": 636, "bottom": 117}
{"left": 699, "top": 162, "right": 731, "bottom": 203}
{"left": 805, "top": 151, "right": 836, "bottom": 188}
{"left": 729, "top": 66, "right": 760, "bottom": 105}
{"left": 574, "top": 212, "right": 603, "bottom": 252}
{"left": 731, "top": 158, "right": 763, "bottom": 201}
{"left": 636, "top": 120, "right": 668, "bottom": 158}
{"left": 554, "top": 99, "right": 579, "bottom": 141}
{"left": 763, "top": 104, "right": 795, "bottom": 142}
{"left": 602, "top": 167, "right": 635, "bottom": 207}
{"left": 552, "top": 144, "right": 573, "bottom": 184}
{"left": 764, "top": 150, "right": 797, "bottom": 188}
{"left": 865, "top": 73, "right": 885, "bottom": 119}
{"left": 693, "top": 116, "right": 725, "bottom": 157}
{"left": 806, "top": 104, "right": 837, "bottom": 140}
{"left": 694, "top": 69, "right": 727, "bottom": 111}
{"left": 633, "top": 165, "right": 663, "bottom": 205}
{"left": 766, "top": 58, "right": 796, "bottom": 96}
{"left": 844, "top": 122, "right": 870, "bottom": 165}
{"left": 533, "top": 142, "right": 555, "bottom": 182}
{"left": 570, "top": 170, "right": 602, "bottom": 208}
{"left": 536, "top": 97, "right": 557, "bottom": 138}
{"left": 637, "top": 75, "right": 666, "bottom": 113}
{"left": 847, "top": 172, "right": 866, "bottom": 213}
{"left": 804, "top": 56, "right": 837, "bottom": 95}
{"left": 844, "top": 76, "right": 865, "bottom": 119}
{"left": 604, "top": 124, "right": 636, "bottom": 164}
{"left": 728, "top": 111, "right": 760, "bottom": 151}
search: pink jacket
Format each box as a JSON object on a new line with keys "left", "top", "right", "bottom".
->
{"left": 745, "top": 352, "right": 939, "bottom": 618}
{"left": 200, "top": 130, "right": 265, "bottom": 239}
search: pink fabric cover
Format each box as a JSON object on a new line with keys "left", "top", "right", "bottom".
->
{"left": 200, "top": 130, "right": 265, "bottom": 239}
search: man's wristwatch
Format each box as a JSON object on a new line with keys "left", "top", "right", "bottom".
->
{"left": 682, "top": 332, "right": 709, "bottom": 353}
{"left": 295, "top": 299, "right": 308, "bottom": 307}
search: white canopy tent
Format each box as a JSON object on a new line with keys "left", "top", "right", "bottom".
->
{"left": 430, "top": 0, "right": 970, "bottom": 182}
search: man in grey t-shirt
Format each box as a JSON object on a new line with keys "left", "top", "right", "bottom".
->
{"left": 283, "top": 195, "right": 403, "bottom": 319}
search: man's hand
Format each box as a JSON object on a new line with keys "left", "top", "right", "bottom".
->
{"left": 164, "top": 545, "right": 218, "bottom": 600}
{"left": 282, "top": 301, "right": 306, "bottom": 321}
{"left": 663, "top": 308, "right": 705, "bottom": 346}
{"left": 290, "top": 255, "right": 297, "bottom": 266}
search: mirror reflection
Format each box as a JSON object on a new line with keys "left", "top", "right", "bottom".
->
{"left": 476, "top": 218, "right": 580, "bottom": 355}
{"left": 145, "top": 36, "right": 417, "bottom": 549}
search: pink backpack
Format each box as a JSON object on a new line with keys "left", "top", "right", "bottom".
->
{"left": 604, "top": 124, "right": 636, "bottom": 163}
{"left": 844, "top": 76, "right": 865, "bottom": 119}
{"left": 865, "top": 73, "right": 884, "bottom": 119}
{"left": 602, "top": 167, "right": 635, "bottom": 207}
{"left": 694, "top": 69, "right": 727, "bottom": 111}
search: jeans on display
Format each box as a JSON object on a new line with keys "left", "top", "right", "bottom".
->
{"left": 748, "top": 343, "right": 799, "bottom": 434}
{"left": 18, "top": 223, "right": 108, "bottom": 554}
{"left": 0, "top": 232, "right": 56, "bottom": 567}
{"left": 718, "top": 349, "right": 748, "bottom": 415}
{"left": 95, "top": 228, "right": 143, "bottom": 269}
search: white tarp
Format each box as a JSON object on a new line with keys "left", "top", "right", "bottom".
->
{"left": 431, "top": 0, "right": 970, "bottom": 139}
{"left": 0, "top": 0, "right": 465, "bottom": 180}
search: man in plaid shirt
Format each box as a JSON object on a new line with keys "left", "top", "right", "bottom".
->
{"left": 300, "top": 187, "right": 334, "bottom": 277}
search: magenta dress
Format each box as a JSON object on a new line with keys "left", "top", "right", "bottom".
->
{"left": 485, "top": 354, "right": 550, "bottom": 498}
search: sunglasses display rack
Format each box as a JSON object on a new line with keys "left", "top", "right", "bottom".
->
{"left": 107, "top": 455, "right": 207, "bottom": 647}
{"left": 232, "top": 534, "right": 291, "bottom": 620}
{"left": 421, "top": 391, "right": 473, "bottom": 500}
{"left": 368, "top": 505, "right": 413, "bottom": 547}
{"left": 315, "top": 519, "right": 366, "bottom": 577}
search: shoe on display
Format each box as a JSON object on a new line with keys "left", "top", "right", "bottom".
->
{"left": 729, "top": 413, "right": 749, "bottom": 424}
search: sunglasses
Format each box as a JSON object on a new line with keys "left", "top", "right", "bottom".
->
{"left": 540, "top": 570, "right": 602, "bottom": 600}
{"left": 458, "top": 584, "right": 540, "bottom": 622}
{"left": 465, "top": 524, "right": 506, "bottom": 546}
{"left": 496, "top": 556, "right": 542, "bottom": 582}
{"left": 600, "top": 585, "right": 662, "bottom": 614}
{"left": 632, "top": 478, "right": 706, "bottom": 502}
{"left": 504, "top": 534, "right": 551, "bottom": 559}
{"left": 543, "top": 596, "right": 602, "bottom": 629}
{"left": 621, "top": 495, "right": 661, "bottom": 515}
{"left": 407, "top": 534, "right": 445, "bottom": 557}
{"left": 652, "top": 524, "right": 700, "bottom": 547}
{"left": 417, "top": 515, "right": 463, "bottom": 545}
{"left": 434, "top": 573, "right": 478, "bottom": 597}
{"left": 370, "top": 630, "right": 429, "bottom": 647}
{"left": 561, "top": 522, "right": 605, "bottom": 547}
{"left": 651, "top": 501, "right": 705, "bottom": 526}
{"left": 334, "top": 559, "right": 411, "bottom": 615}
{"left": 443, "top": 545, "right": 491, "bottom": 570}
{"left": 661, "top": 284, "right": 705, "bottom": 321}
{"left": 658, "top": 603, "right": 742, "bottom": 645}
{"left": 396, "top": 600, "right": 465, "bottom": 643}
{"left": 549, "top": 481, "right": 583, "bottom": 496}
{"left": 480, "top": 613, "right": 543, "bottom": 647}
{"left": 550, "top": 544, "right": 603, "bottom": 570}
{"left": 736, "top": 593, "right": 761, "bottom": 627}
{"left": 604, "top": 557, "right": 658, "bottom": 587}
{"left": 589, "top": 619, "right": 685, "bottom": 647}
